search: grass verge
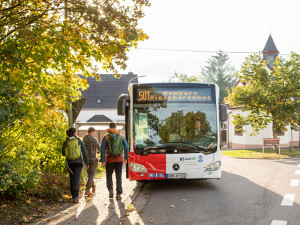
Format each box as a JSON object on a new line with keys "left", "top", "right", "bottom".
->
{"left": 222, "top": 148, "right": 300, "bottom": 159}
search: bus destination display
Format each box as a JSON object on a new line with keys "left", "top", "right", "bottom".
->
{"left": 136, "top": 87, "right": 213, "bottom": 103}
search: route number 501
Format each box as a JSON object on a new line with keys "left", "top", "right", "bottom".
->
{"left": 138, "top": 91, "right": 150, "bottom": 101}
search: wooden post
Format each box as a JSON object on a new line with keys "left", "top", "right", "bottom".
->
{"left": 279, "top": 137, "right": 281, "bottom": 155}
{"left": 262, "top": 137, "right": 264, "bottom": 157}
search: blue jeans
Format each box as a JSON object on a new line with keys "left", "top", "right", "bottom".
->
{"left": 68, "top": 163, "right": 83, "bottom": 198}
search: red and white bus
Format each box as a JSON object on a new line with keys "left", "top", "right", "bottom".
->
{"left": 118, "top": 83, "right": 227, "bottom": 180}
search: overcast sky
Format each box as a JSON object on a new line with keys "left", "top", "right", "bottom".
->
{"left": 117, "top": 0, "right": 300, "bottom": 83}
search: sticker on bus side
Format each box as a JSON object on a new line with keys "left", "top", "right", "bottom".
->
{"left": 149, "top": 173, "right": 165, "bottom": 179}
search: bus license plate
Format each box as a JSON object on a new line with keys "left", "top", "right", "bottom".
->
{"left": 167, "top": 173, "right": 186, "bottom": 179}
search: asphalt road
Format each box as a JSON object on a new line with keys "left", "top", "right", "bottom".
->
{"left": 121, "top": 156, "right": 300, "bottom": 225}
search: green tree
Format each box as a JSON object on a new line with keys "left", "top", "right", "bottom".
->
{"left": 200, "top": 51, "right": 236, "bottom": 103}
{"left": 226, "top": 53, "right": 300, "bottom": 153}
{"left": 168, "top": 72, "right": 200, "bottom": 83}
{"left": 0, "top": 0, "right": 149, "bottom": 196}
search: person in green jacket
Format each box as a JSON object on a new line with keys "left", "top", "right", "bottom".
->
{"left": 62, "top": 128, "right": 89, "bottom": 203}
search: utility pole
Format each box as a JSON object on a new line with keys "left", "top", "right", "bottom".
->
{"left": 64, "top": 0, "right": 73, "bottom": 127}
{"left": 291, "top": 125, "right": 294, "bottom": 151}
{"left": 68, "top": 102, "right": 73, "bottom": 127}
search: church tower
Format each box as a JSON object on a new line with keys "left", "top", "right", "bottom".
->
{"left": 262, "top": 34, "right": 279, "bottom": 70}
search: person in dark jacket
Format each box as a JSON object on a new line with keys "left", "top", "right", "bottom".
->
{"left": 83, "top": 127, "right": 101, "bottom": 195}
{"left": 100, "top": 122, "right": 129, "bottom": 200}
{"left": 62, "top": 128, "right": 89, "bottom": 203}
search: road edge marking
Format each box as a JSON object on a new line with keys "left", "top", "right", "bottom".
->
{"left": 270, "top": 220, "right": 287, "bottom": 225}
{"left": 281, "top": 194, "right": 295, "bottom": 206}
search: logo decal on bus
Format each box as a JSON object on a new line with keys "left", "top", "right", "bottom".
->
{"left": 180, "top": 157, "right": 196, "bottom": 161}
{"left": 173, "top": 164, "right": 180, "bottom": 171}
{"left": 198, "top": 155, "right": 203, "bottom": 162}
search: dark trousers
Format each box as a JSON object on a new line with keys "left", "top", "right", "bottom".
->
{"left": 68, "top": 163, "right": 83, "bottom": 198}
{"left": 86, "top": 161, "right": 98, "bottom": 190}
{"left": 106, "top": 162, "right": 123, "bottom": 194}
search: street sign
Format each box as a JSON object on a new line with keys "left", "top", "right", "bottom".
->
{"left": 264, "top": 138, "right": 280, "bottom": 146}
{"left": 262, "top": 138, "right": 280, "bottom": 155}
{"left": 72, "top": 97, "right": 86, "bottom": 124}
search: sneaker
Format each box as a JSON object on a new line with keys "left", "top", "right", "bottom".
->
{"left": 85, "top": 190, "right": 93, "bottom": 196}
{"left": 92, "top": 187, "right": 96, "bottom": 193}
{"left": 109, "top": 190, "right": 114, "bottom": 199}
{"left": 73, "top": 197, "right": 79, "bottom": 203}
{"left": 116, "top": 194, "right": 122, "bottom": 200}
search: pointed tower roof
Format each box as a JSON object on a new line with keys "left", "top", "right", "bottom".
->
{"left": 262, "top": 34, "right": 279, "bottom": 53}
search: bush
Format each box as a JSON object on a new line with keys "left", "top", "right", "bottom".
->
{"left": 32, "top": 172, "right": 69, "bottom": 201}
{"left": 0, "top": 154, "right": 38, "bottom": 197}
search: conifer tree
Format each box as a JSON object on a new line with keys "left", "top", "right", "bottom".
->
{"left": 200, "top": 51, "right": 237, "bottom": 103}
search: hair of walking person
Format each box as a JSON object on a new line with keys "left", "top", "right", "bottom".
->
{"left": 66, "top": 128, "right": 77, "bottom": 137}
{"left": 88, "top": 127, "right": 96, "bottom": 134}
{"left": 109, "top": 122, "right": 116, "bottom": 128}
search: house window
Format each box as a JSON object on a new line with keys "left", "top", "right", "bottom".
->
{"left": 274, "top": 121, "right": 285, "bottom": 136}
{"left": 234, "top": 115, "right": 243, "bottom": 136}
{"left": 234, "top": 126, "right": 243, "bottom": 136}
{"left": 276, "top": 128, "right": 285, "bottom": 136}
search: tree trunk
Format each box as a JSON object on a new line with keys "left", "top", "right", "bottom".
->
{"left": 272, "top": 120, "right": 279, "bottom": 154}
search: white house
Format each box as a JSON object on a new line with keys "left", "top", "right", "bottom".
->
{"left": 227, "top": 35, "right": 300, "bottom": 149}
{"left": 75, "top": 72, "right": 138, "bottom": 139}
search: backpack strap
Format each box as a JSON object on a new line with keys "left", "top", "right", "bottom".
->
{"left": 105, "top": 134, "right": 109, "bottom": 141}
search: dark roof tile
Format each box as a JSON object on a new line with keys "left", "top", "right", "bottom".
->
{"left": 82, "top": 73, "right": 137, "bottom": 109}
{"left": 87, "top": 115, "right": 112, "bottom": 122}
{"left": 262, "top": 34, "right": 279, "bottom": 53}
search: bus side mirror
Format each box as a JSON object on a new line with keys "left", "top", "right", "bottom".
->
{"left": 118, "top": 94, "right": 128, "bottom": 116}
{"left": 219, "top": 104, "right": 227, "bottom": 121}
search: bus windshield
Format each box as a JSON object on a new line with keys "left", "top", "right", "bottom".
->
{"left": 133, "top": 102, "right": 218, "bottom": 155}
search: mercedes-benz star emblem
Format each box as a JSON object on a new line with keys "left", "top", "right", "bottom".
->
{"left": 173, "top": 163, "right": 180, "bottom": 171}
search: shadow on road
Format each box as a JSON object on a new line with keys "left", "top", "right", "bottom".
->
{"left": 122, "top": 171, "right": 300, "bottom": 225}
{"left": 273, "top": 158, "right": 300, "bottom": 166}
{"left": 56, "top": 203, "right": 99, "bottom": 225}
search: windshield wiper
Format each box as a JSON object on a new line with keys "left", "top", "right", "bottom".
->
{"left": 143, "top": 146, "right": 177, "bottom": 151}
{"left": 139, "top": 146, "right": 176, "bottom": 156}
{"left": 141, "top": 142, "right": 212, "bottom": 154}
{"left": 167, "top": 142, "right": 208, "bottom": 152}
{"left": 207, "top": 142, "right": 217, "bottom": 150}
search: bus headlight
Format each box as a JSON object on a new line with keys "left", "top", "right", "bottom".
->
{"left": 129, "top": 163, "right": 148, "bottom": 173}
{"left": 205, "top": 161, "right": 221, "bottom": 171}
